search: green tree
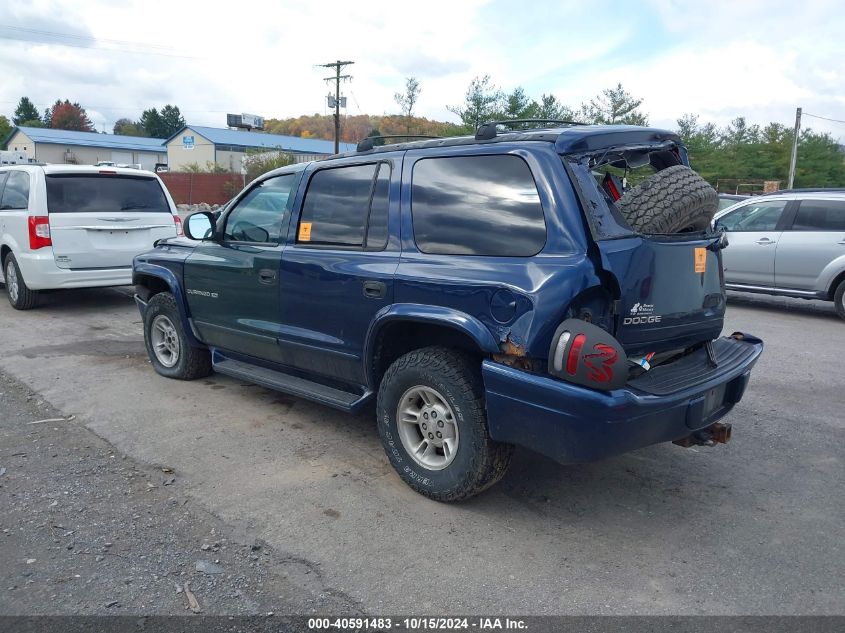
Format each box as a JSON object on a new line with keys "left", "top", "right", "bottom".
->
{"left": 536, "top": 93, "right": 575, "bottom": 121}
{"left": 158, "top": 105, "right": 185, "bottom": 137}
{"left": 139, "top": 108, "right": 164, "bottom": 137}
{"left": 13, "top": 97, "right": 40, "bottom": 126}
{"left": 113, "top": 118, "right": 149, "bottom": 136}
{"left": 394, "top": 77, "right": 421, "bottom": 133}
{"left": 243, "top": 149, "right": 295, "bottom": 181}
{"left": 139, "top": 105, "right": 185, "bottom": 138}
{"left": 580, "top": 83, "right": 648, "bottom": 125}
{"left": 447, "top": 75, "right": 504, "bottom": 131}
{"left": 0, "top": 115, "right": 12, "bottom": 145}
{"left": 503, "top": 87, "right": 538, "bottom": 120}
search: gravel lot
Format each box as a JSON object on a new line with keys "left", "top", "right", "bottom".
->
{"left": 0, "top": 286, "right": 842, "bottom": 615}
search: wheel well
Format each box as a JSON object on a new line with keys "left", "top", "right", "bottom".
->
{"left": 0, "top": 245, "right": 10, "bottom": 268}
{"left": 134, "top": 274, "right": 171, "bottom": 301}
{"left": 827, "top": 270, "right": 845, "bottom": 300}
{"left": 371, "top": 321, "right": 486, "bottom": 386}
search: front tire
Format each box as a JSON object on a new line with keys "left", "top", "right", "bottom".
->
{"left": 377, "top": 347, "right": 513, "bottom": 501}
{"left": 4, "top": 253, "right": 38, "bottom": 310}
{"left": 143, "top": 292, "right": 212, "bottom": 380}
{"left": 834, "top": 279, "right": 845, "bottom": 321}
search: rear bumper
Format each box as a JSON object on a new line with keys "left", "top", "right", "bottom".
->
{"left": 483, "top": 334, "right": 763, "bottom": 464}
{"left": 12, "top": 250, "right": 132, "bottom": 290}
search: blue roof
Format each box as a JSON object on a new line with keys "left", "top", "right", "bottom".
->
{"left": 12, "top": 126, "right": 167, "bottom": 153}
{"left": 173, "top": 125, "right": 356, "bottom": 154}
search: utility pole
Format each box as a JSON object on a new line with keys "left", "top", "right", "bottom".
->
{"left": 788, "top": 107, "right": 802, "bottom": 189}
{"left": 318, "top": 60, "right": 354, "bottom": 153}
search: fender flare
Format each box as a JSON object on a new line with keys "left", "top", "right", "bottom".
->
{"left": 363, "top": 303, "right": 500, "bottom": 388}
{"left": 133, "top": 262, "right": 204, "bottom": 348}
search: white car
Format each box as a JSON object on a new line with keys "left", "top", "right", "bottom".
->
{"left": 0, "top": 164, "right": 182, "bottom": 310}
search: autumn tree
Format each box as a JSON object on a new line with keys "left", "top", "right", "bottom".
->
{"left": 580, "top": 83, "right": 648, "bottom": 125}
{"left": 13, "top": 97, "right": 40, "bottom": 126}
{"left": 394, "top": 77, "right": 421, "bottom": 133}
{"left": 47, "top": 100, "right": 94, "bottom": 131}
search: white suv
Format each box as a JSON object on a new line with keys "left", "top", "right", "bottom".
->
{"left": 0, "top": 165, "right": 182, "bottom": 309}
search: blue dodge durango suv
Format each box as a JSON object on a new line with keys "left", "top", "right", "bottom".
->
{"left": 132, "top": 121, "right": 763, "bottom": 501}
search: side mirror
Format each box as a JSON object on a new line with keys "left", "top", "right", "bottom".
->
{"left": 184, "top": 211, "right": 216, "bottom": 241}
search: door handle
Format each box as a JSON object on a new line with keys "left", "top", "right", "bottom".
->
{"left": 258, "top": 269, "right": 277, "bottom": 284}
{"left": 837, "top": 239, "right": 845, "bottom": 246}
{"left": 363, "top": 280, "right": 387, "bottom": 299}
{"left": 755, "top": 237, "right": 775, "bottom": 245}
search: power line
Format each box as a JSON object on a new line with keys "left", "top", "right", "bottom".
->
{"left": 803, "top": 112, "right": 845, "bottom": 125}
{"left": 0, "top": 26, "right": 199, "bottom": 59}
{"left": 317, "top": 60, "right": 354, "bottom": 153}
{"left": 0, "top": 25, "right": 185, "bottom": 52}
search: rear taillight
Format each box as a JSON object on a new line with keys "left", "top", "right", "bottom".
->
{"left": 548, "top": 319, "right": 627, "bottom": 390}
{"left": 28, "top": 216, "right": 52, "bottom": 249}
{"left": 174, "top": 215, "right": 184, "bottom": 236}
{"left": 566, "top": 333, "right": 586, "bottom": 376}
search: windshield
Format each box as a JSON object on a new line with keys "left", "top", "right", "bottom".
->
{"left": 46, "top": 175, "right": 170, "bottom": 214}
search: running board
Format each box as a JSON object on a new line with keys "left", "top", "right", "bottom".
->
{"left": 213, "top": 356, "right": 372, "bottom": 413}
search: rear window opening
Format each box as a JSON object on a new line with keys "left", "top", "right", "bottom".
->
{"left": 46, "top": 175, "right": 170, "bottom": 214}
{"left": 565, "top": 143, "right": 719, "bottom": 238}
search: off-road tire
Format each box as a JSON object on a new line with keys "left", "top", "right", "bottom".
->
{"left": 3, "top": 253, "right": 39, "bottom": 310}
{"left": 144, "top": 292, "right": 212, "bottom": 380}
{"left": 377, "top": 346, "right": 513, "bottom": 501}
{"left": 616, "top": 165, "right": 718, "bottom": 233}
{"left": 834, "top": 278, "right": 845, "bottom": 321}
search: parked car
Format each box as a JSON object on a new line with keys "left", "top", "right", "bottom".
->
{"left": 718, "top": 193, "right": 749, "bottom": 211}
{"left": 133, "top": 122, "right": 763, "bottom": 501}
{"left": 714, "top": 189, "right": 845, "bottom": 319}
{"left": 0, "top": 165, "right": 182, "bottom": 309}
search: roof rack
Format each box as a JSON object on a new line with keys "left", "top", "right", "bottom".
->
{"left": 475, "top": 118, "right": 586, "bottom": 141}
{"left": 356, "top": 134, "right": 441, "bottom": 152}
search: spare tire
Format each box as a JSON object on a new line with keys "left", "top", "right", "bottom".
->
{"left": 615, "top": 165, "right": 717, "bottom": 233}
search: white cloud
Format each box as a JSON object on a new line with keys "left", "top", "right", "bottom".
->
{"left": 1, "top": 0, "right": 844, "bottom": 141}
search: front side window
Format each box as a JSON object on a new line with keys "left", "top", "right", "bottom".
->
{"left": 1, "top": 171, "right": 31, "bottom": 210}
{"left": 297, "top": 163, "right": 390, "bottom": 249}
{"left": 791, "top": 200, "right": 845, "bottom": 231}
{"left": 411, "top": 155, "right": 546, "bottom": 256}
{"left": 223, "top": 174, "right": 296, "bottom": 243}
{"left": 716, "top": 200, "right": 788, "bottom": 232}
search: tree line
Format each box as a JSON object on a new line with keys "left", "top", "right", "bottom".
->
{"left": 0, "top": 96, "right": 185, "bottom": 140}
{"left": 2, "top": 80, "right": 843, "bottom": 188}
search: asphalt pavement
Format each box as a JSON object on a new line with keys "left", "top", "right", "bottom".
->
{"left": 0, "top": 286, "right": 842, "bottom": 615}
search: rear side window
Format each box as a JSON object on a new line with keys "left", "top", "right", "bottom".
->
{"left": 1, "top": 171, "right": 31, "bottom": 210}
{"left": 46, "top": 175, "right": 169, "bottom": 214}
{"left": 297, "top": 163, "right": 390, "bottom": 249}
{"left": 791, "top": 200, "right": 845, "bottom": 231}
{"left": 412, "top": 155, "right": 546, "bottom": 256}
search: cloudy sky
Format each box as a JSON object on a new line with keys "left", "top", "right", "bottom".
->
{"left": 2, "top": 0, "right": 844, "bottom": 139}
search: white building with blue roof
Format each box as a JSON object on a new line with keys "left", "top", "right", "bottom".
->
{"left": 3, "top": 126, "right": 168, "bottom": 171}
{"left": 164, "top": 125, "right": 356, "bottom": 172}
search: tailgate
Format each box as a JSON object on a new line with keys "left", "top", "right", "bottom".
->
{"left": 46, "top": 173, "right": 175, "bottom": 269}
{"left": 597, "top": 233, "right": 726, "bottom": 355}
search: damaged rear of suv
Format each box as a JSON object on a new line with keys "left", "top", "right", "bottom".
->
{"left": 134, "top": 120, "right": 763, "bottom": 501}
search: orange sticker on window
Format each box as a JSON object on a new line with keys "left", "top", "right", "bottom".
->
{"left": 694, "top": 247, "right": 707, "bottom": 273}
{"left": 298, "top": 222, "right": 312, "bottom": 242}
